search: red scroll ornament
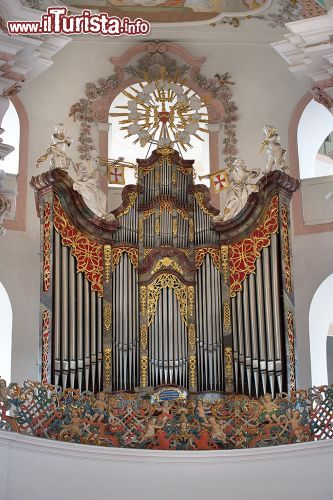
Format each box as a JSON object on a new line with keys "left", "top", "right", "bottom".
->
{"left": 53, "top": 196, "right": 103, "bottom": 296}
{"left": 229, "top": 195, "right": 279, "bottom": 297}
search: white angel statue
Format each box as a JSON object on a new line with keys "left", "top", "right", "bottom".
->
{"left": 72, "top": 151, "right": 115, "bottom": 220}
{"left": 260, "top": 125, "right": 288, "bottom": 173}
{"left": 36, "top": 123, "right": 73, "bottom": 171}
{"left": 215, "top": 158, "right": 261, "bottom": 222}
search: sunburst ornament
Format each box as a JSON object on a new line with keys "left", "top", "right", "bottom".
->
{"left": 110, "top": 67, "right": 209, "bottom": 152}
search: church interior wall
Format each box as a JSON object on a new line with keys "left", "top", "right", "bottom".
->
{"left": 1, "top": 37, "right": 329, "bottom": 390}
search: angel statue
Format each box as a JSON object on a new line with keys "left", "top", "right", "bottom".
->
{"left": 260, "top": 125, "right": 288, "bottom": 173}
{"left": 36, "top": 123, "right": 74, "bottom": 171}
{"left": 72, "top": 150, "right": 115, "bottom": 221}
{"left": 214, "top": 158, "right": 261, "bottom": 222}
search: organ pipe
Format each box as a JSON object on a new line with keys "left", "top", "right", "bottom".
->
{"left": 34, "top": 151, "right": 296, "bottom": 398}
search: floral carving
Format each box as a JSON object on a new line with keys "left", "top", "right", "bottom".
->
{"left": 287, "top": 312, "right": 296, "bottom": 392}
{"left": 112, "top": 246, "right": 138, "bottom": 270}
{"left": 229, "top": 195, "right": 279, "bottom": 297}
{"left": 41, "top": 310, "right": 50, "bottom": 385}
{"left": 281, "top": 205, "right": 292, "bottom": 293}
{"left": 195, "top": 247, "right": 221, "bottom": 273}
{"left": 43, "top": 202, "right": 51, "bottom": 292}
{"left": 194, "top": 72, "right": 239, "bottom": 166}
{"left": 53, "top": 196, "right": 103, "bottom": 296}
{"left": 69, "top": 75, "right": 119, "bottom": 160}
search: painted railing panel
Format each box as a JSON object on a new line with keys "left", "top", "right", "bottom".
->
{"left": 0, "top": 381, "right": 332, "bottom": 450}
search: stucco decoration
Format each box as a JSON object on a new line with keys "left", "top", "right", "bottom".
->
{"left": 194, "top": 72, "right": 239, "bottom": 166}
{"left": 69, "top": 42, "right": 238, "bottom": 167}
{"left": 211, "top": 0, "right": 326, "bottom": 28}
{"left": 69, "top": 75, "right": 119, "bottom": 160}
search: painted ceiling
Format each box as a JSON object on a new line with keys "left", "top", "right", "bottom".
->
{"left": 20, "top": 0, "right": 328, "bottom": 26}
{"left": 63, "top": 0, "right": 271, "bottom": 23}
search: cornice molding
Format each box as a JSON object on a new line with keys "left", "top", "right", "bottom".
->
{"left": 1, "top": 431, "right": 332, "bottom": 464}
{"left": 272, "top": 7, "right": 333, "bottom": 90}
{"left": 31, "top": 169, "right": 119, "bottom": 243}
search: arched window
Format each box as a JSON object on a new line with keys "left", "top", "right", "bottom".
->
{"left": 298, "top": 99, "right": 333, "bottom": 179}
{"left": 0, "top": 281, "right": 12, "bottom": 383}
{"left": 309, "top": 274, "right": 333, "bottom": 386}
{"left": 0, "top": 96, "right": 29, "bottom": 232}
{"left": 291, "top": 96, "right": 333, "bottom": 230}
{"left": 108, "top": 82, "right": 210, "bottom": 188}
{"left": 1, "top": 100, "right": 20, "bottom": 175}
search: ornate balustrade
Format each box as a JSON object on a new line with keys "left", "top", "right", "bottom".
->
{"left": 0, "top": 381, "right": 332, "bottom": 450}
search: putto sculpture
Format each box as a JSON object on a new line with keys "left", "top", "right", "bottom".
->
{"left": 36, "top": 123, "right": 74, "bottom": 171}
{"left": 260, "top": 124, "right": 288, "bottom": 173}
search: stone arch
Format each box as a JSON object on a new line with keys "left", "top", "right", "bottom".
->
{"left": 289, "top": 92, "right": 333, "bottom": 235}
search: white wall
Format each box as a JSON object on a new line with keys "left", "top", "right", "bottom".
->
{"left": 1, "top": 432, "right": 333, "bottom": 500}
{"left": 0, "top": 34, "right": 317, "bottom": 386}
{"left": 0, "top": 282, "right": 12, "bottom": 382}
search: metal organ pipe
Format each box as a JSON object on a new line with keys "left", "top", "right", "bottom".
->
{"left": 249, "top": 274, "right": 259, "bottom": 396}
{"left": 270, "top": 234, "right": 283, "bottom": 393}
{"left": 53, "top": 231, "right": 61, "bottom": 387}
{"left": 111, "top": 253, "right": 138, "bottom": 391}
{"left": 242, "top": 278, "right": 252, "bottom": 395}
{"left": 69, "top": 252, "right": 76, "bottom": 388}
{"left": 84, "top": 277, "right": 90, "bottom": 391}
{"left": 61, "top": 244, "right": 69, "bottom": 389}
{"left": 262, "top": 246, "right": 275, "bottom": 395}
{"left": 255, "top": 256, "right": 268, "bottom": 394}
{"left": 76, "top": 272, "right": 83, "bottom": 392}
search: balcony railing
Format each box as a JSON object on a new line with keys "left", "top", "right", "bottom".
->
{"left": 0, "top": 381, "right": 332, "bottom": 450}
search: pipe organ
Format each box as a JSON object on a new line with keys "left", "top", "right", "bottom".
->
{"left": 32, "top": 149, "right": 299, "bottom": 397}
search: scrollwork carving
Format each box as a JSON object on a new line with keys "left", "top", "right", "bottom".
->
{"left": 53, "top": 196, "right": 103, "bottom": 296}
{"left": 229, "top": 195, "right": 279, "bottom": 297}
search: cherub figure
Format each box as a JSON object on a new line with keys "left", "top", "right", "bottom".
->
{"left": 140, "top": 417, "right": 162, "bottom": 442}
{"left": 158, "top": 400, "right": 172, "bottom": 426}
{"left": 36, "top": 123, "right": 74, "bottom": 171}
{"left": 0, "top": 379, "right": 9, "bottom": 404}
{"left": 287, "top": 409, "right": 306, "bottom": 442}
{"left": 207, "top": 416, "right": 227, "bottom": 443}
{"left": 60, "top": 408, "right": 82, "bottom": 441}
{"left": 196, "top": 400, "right": 208, "bottom": 423}
{"left": 260, "top": 394, "right": 281, "bottom": 425}
{"left": 214, "top": 158, "right": 260, "bottom": 222}
{"left": 91, "top": 392, "right": 107, "bottom": 422}
{"left": 260, "top": 125, "right": 288, "bottom": 173}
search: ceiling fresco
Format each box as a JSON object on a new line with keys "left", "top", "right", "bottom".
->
{"left": 19, "top": 0, "right": 329, "bottom": 26}
{"left": 63, "top": 0, "right": 270, "bottom": 23}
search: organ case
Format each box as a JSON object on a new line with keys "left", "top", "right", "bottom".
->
{"left": 31, "top": 149, "right": 299, "bottom": 397}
